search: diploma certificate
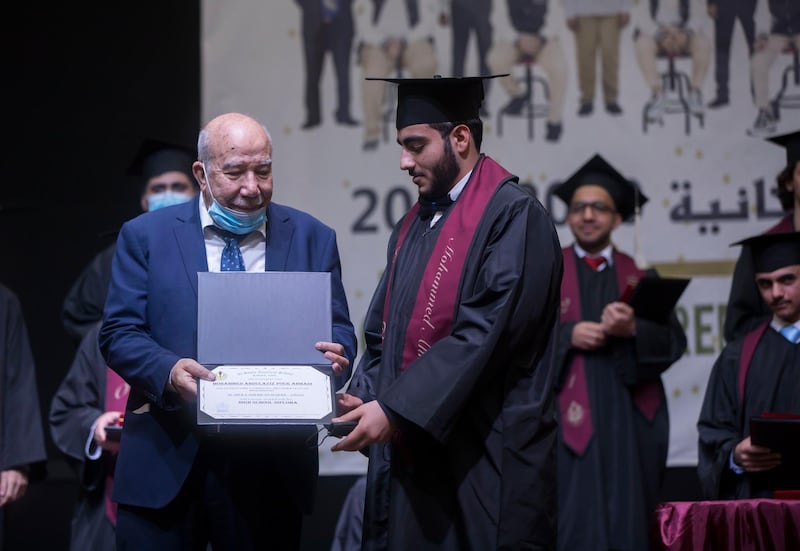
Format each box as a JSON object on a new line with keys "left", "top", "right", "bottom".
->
{"left": 198, "top": 364, "right": 334, "bottom": 423}
{"left": 196, "top": 272, "right": 336, "bottom": 425}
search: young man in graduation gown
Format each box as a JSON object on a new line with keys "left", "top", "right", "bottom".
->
{"left": 724, "top": 131, "right": 800, "bottom": 342}
{"left": 552, "top": 155, "right": 687, "bottom": 551}
{"left": 331, "top": 75, "right": 563, "bottom": 550}
{"left": 50, "top": 322, "right": 126, "bottom": 551}
{"left": 698, "top": 232, "right": 800, "bottom": 499}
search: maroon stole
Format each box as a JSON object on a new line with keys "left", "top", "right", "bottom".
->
{"left": 738, "top": 322, "right": 770, "bottom": 405}
{"left": 103, "top": 367, "right": 130, "bottom": 526}
{"left": 766, "top": 215, "right": 793, "bottom": 234}
{"left": 382, "top": 155, "right": 513, "bottom": 370}
{"left": 558, "top": 246, "right": 663, "bottom": 455}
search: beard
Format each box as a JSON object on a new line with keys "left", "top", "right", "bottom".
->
{"left": 420, "top": 137, "right": 460, "bottom": 201}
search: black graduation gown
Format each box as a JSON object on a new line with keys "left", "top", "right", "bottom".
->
{"left": 350, "top": 182, "right": 563, "bottom": 550}
{"left": 555, "top": 257, "right": 687, "bottom": 551}
{"left": 49, "top": 322, "right": 116, "bottom": 551}
{"left": 0, "top": 284, "right": 47, "bottom": 476}
{"left": 697, "top": 328, "right": 800, "bottom": 499}
{"left": 0, "top": 283, "right": 48, "bottom": 534}
{"left": 62, "top": 243, "right": 116, "bottom": 344}
{"left": 331, "top": 475, "right": 367, "bottom": 551}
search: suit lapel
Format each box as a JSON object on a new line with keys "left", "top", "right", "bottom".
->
{"left": 265, "top": 204, "right": 294, "bottom": 271}
{"left": 173, "top": 199, "right": 207, "bottom": 296}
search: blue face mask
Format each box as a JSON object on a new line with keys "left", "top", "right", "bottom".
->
{"left": 204, "top": 164, "right": 267, "bottom": 235}
{"left": 147, "top": 191, "right": 194, "bottom": 211}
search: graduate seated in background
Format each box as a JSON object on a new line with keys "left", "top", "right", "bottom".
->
{"left": 487, "top": 0, "right": 569, "bottom": 142}
{"left": 725, "top": 130, "right": 800, "bottom": 343}
{"left": 50, "top": 322, "right": 127, "bottom": 551}
{"left": 356, "top": 0, "right": 442, "bottom": 151}
{"left": 698, "top": 232, "right": 800, "bottom": 499}
{"left": 746, "top": 1, "right": 800, "bottom": 136}
{"left": 552, "top": 154, "right": 687, "bottom": 551}
{"left": 632, "top": 0, "right": 712, "bottom": 122}
{"left": 61, "top": 139, "right": 197, "bottom": 344}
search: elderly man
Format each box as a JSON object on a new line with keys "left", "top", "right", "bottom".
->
{"left": 99, "top": 113, "right": 356, "bottom": 550}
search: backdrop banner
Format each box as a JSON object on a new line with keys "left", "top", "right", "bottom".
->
{"left": 202, "top": 0, "right": 796, "bottom": 472}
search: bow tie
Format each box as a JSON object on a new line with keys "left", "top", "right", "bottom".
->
{"left": 417, "top": 195, "right": 454, "bottom": 220}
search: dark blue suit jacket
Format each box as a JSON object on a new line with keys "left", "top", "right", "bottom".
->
{"left": 99, "top": 197, "right": 356, "bottom": 511}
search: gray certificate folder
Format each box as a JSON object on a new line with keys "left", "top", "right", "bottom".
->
{"left": 196, "top": 271, "right": 335, "bottom": 425}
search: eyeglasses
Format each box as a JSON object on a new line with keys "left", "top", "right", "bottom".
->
{"left": 568, "top": 201, "right": 616, "bottom": 215}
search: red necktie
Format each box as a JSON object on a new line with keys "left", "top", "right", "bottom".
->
{"left": 583, "top": 256, "right": 606, "bottom": 271}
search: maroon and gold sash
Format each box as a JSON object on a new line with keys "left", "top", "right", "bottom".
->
{"left": 103, "top": 367, "right": 129, "bottom": 526}
{"left": 382, "top": 155, "right": 514, "bottom": 370}
{"left": 558, "top": 246, "right": 662, "bottom": 455}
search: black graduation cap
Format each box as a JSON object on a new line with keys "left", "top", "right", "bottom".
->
{"left": 554, "top": 154, "right": 649, "bottom": 221}
{"left": 767, "top": 130, "right": 800, "bottom": 168}
{"left": 732, "top": 232, "right": 800, "bottom": 273}
{"left": 367, "top": 74, "right": 506, "bottom": 129}
{"left": 128, "top": 138, "right": 195, "bottom": 183}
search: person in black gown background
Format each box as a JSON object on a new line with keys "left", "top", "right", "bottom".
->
{"left": 61, "top": 139, "right": 197, "bottom": 344}
{"left": 698, "top": 232, "right": 800, "bottom": 499}
{"left": 724, "top": 130, "right": 799, "bottom": 343}
{"left": 553, "top": 154, "right": 687, "bottom": 551}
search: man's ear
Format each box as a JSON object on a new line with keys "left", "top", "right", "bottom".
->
{"left": 192, "top": 161, "right": 207, "bottom": 190}
{"left": 451, "top": 124, "right": 471, "bottom": 155}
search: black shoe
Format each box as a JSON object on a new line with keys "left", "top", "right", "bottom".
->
{"left": 578, "top": 102, "right": 593, "bottom": 116}
{"left": 502, "top": 95, "right": 527, "bottom": 116}
{"left": 336, "top": 113, "right": 360, "bottom": 126}
{"left": 605, "top": 102, "right": 622, "bottom": 115}
{"left": 546, "top": 122, "right": 562, "bottom": 142}
{"left": 707, "top": 96, "right": 729, "bottom": 109}
{"left": 362, "top": 139, "right": 379, "bottom": 151}
{"left": 301, "top": 118, "right": 321, "bottom": 130}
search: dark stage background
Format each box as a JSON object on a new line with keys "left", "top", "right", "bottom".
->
{"left": 1, "top": 3, "right": 702, "bottom": 550}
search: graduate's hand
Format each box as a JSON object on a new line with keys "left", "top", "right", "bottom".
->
{"left": 329, "top": 401, "right": 395, "bottom": 452}
{"left": 0, "top": 469, "right": 29, "bottom": 507}
{"left": 571, "top": 321, "right": 607, "bottom": 350}
{"left": 168, "top": 358, "right": 215, "bottom": 401}
{"left": 93, "top": 411, "right": 123, "bottom": 453}
{"left": 601, "top": 302, "right": 636, "bottom": 337}
{"left": 336, "top": 393, "right": 363, "bottom": 416}
{"left": 316, "top": 341, "right": 349, "bottom": 376}
{"left": 734, "top": 437, "right": 783, "bottom": 472}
